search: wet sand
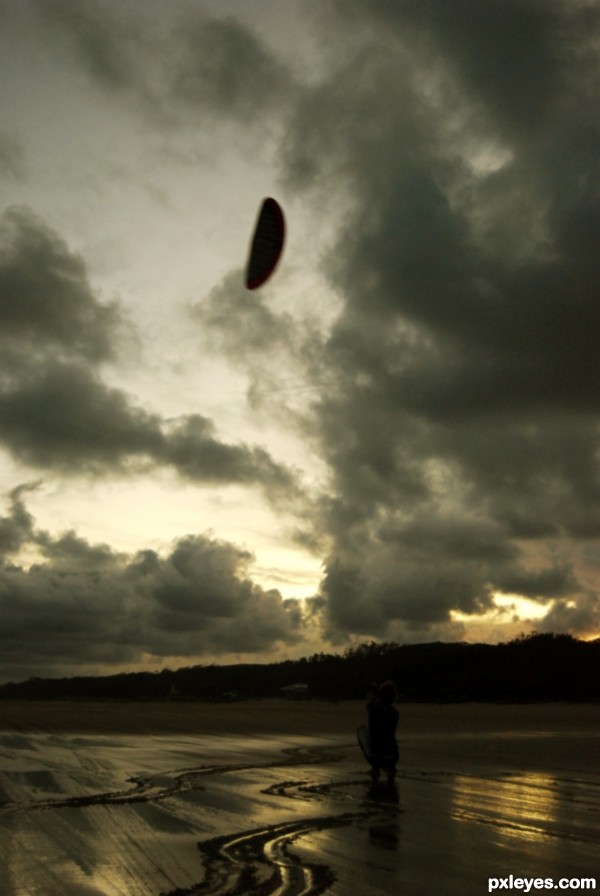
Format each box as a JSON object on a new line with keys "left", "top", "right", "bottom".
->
{"left": 0, "top": 701, "right": 598, "bottom": 895}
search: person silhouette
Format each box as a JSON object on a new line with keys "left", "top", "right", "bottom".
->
{"left": 366, "top": 680, "right": 399, "bottom": 783}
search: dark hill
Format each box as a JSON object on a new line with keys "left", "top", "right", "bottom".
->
{"left": 0, "top": 633, "right": 598, "bottom": 703}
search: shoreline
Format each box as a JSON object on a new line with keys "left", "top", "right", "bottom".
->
{"left": 0, "top": 698, "right": 598, "bottom": 736}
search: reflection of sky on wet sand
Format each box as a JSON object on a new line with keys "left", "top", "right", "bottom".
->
{"left": 452, "top": 772, "right": 561, "bottom": 843}
{"left": 0, "top": 730, "right": 598, "bottom": 895}
{"left": 311, "top": 770, "right": 600, "bottom": 895}
{"left": 467, "top": 771, "right": 600, "bottom": 878}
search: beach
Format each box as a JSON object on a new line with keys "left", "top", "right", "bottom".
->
{"left": 0, "top": 700, "right": 598, "bottom": 895}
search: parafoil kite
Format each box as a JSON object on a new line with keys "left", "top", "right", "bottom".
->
{"left": 245, "top": 197, "right": 285, "bottom": 290}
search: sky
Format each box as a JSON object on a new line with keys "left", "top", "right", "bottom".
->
{"left": 0, "top": 0, "right": 598, "bottom": 683}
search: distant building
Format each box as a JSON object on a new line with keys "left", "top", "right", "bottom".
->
{"left": 280, "top": 683, "right": 309, "bottom": 700}
{"left": 221, "top": 690, "right": 242, "bottom": 702}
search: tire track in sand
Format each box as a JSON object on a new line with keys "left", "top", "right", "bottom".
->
{"left": 0, "top": 745, "right": 344, "bottom": 815}
{"left": 160, "top": 767, "right": 400, "bottom": 896}
{"left": 160, "top": 811, "right": 371, "bottom": 896}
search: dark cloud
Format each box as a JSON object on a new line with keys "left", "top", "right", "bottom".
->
{"left": 0, "top": 361, "right": 162, "bottom": 473}
{"left": 536, "top": 591, "right": 600, "bottom": 637}
{"left": 309, "top": 2, "right": 598, "bottom": 638}
{"left": 34, "top": 0, "right": 142, "bottom": 92}
{"left": 0, "top": 483, "right": 37, "bottom": 557}
{"left": 333, "top": 0, "right": 578, "bottom": 137}
{"left": 33, "top": 1, "right": 296, "bottom": 130}
{"left": 196, "top": 271, "right": 297, "bottom": 359}
{"left": 196, "top": 1, "right": 600, "bottom": 641}
{"left": 0, "top": 496, "right": 304, "bottom": 682}
{"left": 0, "top": 207, "right": 300, "bottom": 503}
{"left": 4, "top": 2, "right": 598, "bottom": 659}
{"left": 192, "top": 270, "right": 327, "bottom": 416}
{"left": 0, "top": 357, "right": 300, "bottom": 497}
{"left": 170, "top": 15, "right": 296, "bottom": 123}
{"left": 0, "top": 207, "right": 122, "bottom": 363}
{"left": 318, "top": 510, "right": 581, "bottom": 639}
{"left": 163, "top": 414, "right": 298, "bottom": 498}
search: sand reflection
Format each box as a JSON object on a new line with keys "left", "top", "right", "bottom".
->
{"left": 0, "top": 706, "right": 598, "bottom": 895}
{"left": 451, "top": 771, "right": 560, "bottom": 841}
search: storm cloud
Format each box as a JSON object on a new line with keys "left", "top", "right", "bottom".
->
{"left": 0, "top": 495, "right": 304, "bottom": 682}
{"left": 0, "top": 206, "right": 121, "bottom": 362}
{"left": 34, "top": 0, "right": 296, "bottom": 130}
{"left": 199, "top": 1, "right": 599, "bottom": 640}
{"left": 0, "top": 207, "right": 299, "bottom": 500}
{"left": 288, "top": 2, "right": 599, "bottom": 637}
{"left": 1, "top": 1, "right": 598, "bottom": 681}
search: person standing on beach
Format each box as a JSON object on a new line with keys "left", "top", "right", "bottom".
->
{"left": 366, "top": 680, "right": 399, "bottom": 783}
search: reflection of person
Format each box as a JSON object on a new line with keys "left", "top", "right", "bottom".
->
{"left": 366, "top": 680, "right": 399, "bottom": 783}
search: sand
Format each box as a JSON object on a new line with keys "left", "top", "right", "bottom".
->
{"left": 0, "top": 700, "right": 598, "bottom": 895}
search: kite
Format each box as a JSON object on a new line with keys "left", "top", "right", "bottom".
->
{"left": 245, "top": 197, "right": 285, "bottom": 290}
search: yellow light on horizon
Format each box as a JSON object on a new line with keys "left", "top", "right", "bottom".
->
{"left": 450, "top": 592, "right": 552, "bottom": 641}
{"left": 493, "top": 592, "right": 549, "bottom": 620}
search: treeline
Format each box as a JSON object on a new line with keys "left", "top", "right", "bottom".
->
{"left": 1, "top": 633, "right": 599, "bottom": 703}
